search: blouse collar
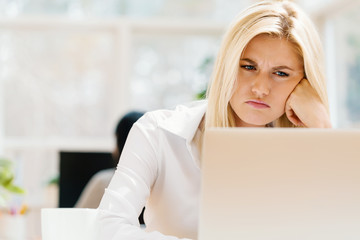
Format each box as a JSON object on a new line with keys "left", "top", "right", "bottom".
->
{"left": 157, "top": 100, "right": 207, "bottom": 142}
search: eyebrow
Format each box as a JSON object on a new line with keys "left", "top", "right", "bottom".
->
{"left": 240, "top": 58, "right": 294, "bottom": 71}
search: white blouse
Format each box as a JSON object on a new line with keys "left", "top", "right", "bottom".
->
{"left": 98, "top": 100, "right": 207, "bottom": 240}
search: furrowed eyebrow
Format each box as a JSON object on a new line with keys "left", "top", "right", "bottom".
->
{"left": 240, "top": 58, "right": 257, "bottom": 65}
{"left": 273, "top": 66, "right": 294, "bottom": 71}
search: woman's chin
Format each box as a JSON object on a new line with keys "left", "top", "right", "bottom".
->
{"left": 237, "top": 116, "right": 273, "bottom": 127}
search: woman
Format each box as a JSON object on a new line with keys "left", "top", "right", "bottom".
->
{"left": 98, "top": 1, "right": 331, "bottom": 239}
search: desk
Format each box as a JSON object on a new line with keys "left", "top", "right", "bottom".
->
{"left": 2, "top": 208, "right": 100, "bottom": 240}
{"left": 41, "top": 208, "right": 99, "bottom": 240}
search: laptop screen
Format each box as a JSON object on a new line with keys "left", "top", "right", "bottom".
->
{"left": 198, "top": 128, "right": 360, "bottom": 240}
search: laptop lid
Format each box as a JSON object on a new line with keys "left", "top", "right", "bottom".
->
{"left": 198, "top": 128, "right": 360, "bottom": 240}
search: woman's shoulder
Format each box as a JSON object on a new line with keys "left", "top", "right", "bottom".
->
{"left": 133, "top": 100, "right": 207, "bottom": 141}
{"left": 138, "top": 100, "right": 207, "bottom": 127}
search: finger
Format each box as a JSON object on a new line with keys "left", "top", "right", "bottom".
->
{"left": 286, "top": 109, "right": 302, "bottom": 126}
{"left": 285, "top": 100, "right": 303, "bottom": 127}
{"left": 299, "top": 78, "right": 309, "bottom": 86}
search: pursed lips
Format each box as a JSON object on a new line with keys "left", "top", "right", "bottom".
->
{"left": 245, "top": 100, "right": 270, "bottom": 109}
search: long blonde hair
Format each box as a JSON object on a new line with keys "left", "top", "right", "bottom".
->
{"left": 205, "top": 0, "right": 328, "bottom": 128}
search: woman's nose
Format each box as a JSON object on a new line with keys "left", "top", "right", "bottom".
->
{"left": 251, "top": 74, "right": 270, "bottom": 98}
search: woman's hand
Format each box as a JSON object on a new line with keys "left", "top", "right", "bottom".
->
{"left": 285, "top": 79, "right": 332, "bottom": 128}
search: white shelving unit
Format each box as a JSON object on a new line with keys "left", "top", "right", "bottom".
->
{"left": 0, "top": 16, "right": 225, "bottom": 150}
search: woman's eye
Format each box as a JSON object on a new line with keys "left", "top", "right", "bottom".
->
{"left": 274, "top": 71, "right": 289, "bottom": 77}
{"left": 241, "top": 65, "right": 255, "bottom": 71}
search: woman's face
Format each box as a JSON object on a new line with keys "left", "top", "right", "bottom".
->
{"left": 229, "top": 34, "right": 304, "bottom": 127}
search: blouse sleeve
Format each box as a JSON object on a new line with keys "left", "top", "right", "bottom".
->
{"left": 97, "top": 113, "right": 193, "bottom": 240}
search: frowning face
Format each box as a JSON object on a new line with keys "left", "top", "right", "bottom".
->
{"left": 229, "top": 34, "right": 304, "bottom": 127}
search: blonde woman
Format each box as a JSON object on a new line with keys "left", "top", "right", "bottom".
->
{"left": 98, "top": 1, "right": 331, "bottom": 239}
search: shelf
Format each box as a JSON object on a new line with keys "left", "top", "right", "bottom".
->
{"left": 3, "top": 137, "right": 113, "bottom": 151}
{"left": 0, "top": 15, "right": 226, "bottom": 35}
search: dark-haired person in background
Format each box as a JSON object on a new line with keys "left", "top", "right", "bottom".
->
{"left": 75, "top": 111, "right": 145, "bottom": 223}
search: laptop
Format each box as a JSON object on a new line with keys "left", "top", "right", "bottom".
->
{"left": 198, "top": 128, "right": 360, "bottom": 240}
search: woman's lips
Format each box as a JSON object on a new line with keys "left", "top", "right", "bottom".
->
{"left": 245, "top": 100, "right": 270, "bottom": 109}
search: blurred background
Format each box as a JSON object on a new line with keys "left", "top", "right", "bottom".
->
{"left": 0, "top": 0, "right": 360, "bottom": 234}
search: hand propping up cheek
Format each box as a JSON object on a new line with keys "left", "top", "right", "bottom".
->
{"left": 285, "top": 79, "right": 332, "bottom": 128}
